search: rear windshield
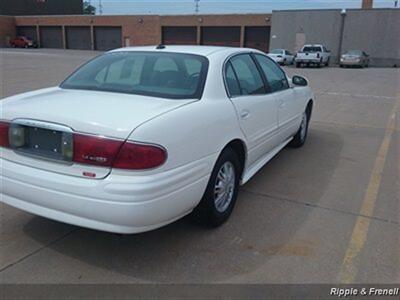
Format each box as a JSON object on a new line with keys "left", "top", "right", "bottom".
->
{"left": 346, "top": 50, "right": 362, "bottom": 55}
{"left": 270, "top": 49, "right": 283, "bottom": 54}
{"left": 61, "top": 51, "right": 209, "bottom": 99}
{"left": 302, "top": 46, "right": 322, "bottom": 52}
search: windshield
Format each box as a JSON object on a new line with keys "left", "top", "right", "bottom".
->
{"left": 61, "top": 51, "right": 209, "bottom": 99}
{"left": 302, "top": 46, "right": 322, "bottom": 52}
{"left": 270, "top": 49, "right": 283, "bottom": 54}
{"left": 346, "top": 50, "right": 362, "bottom": 55}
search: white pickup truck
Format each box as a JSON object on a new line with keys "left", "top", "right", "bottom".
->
{"left": 295, "top": 44, "right": 331, "bottom": 68}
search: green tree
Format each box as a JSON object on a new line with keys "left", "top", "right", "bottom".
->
{"left": 83, "top": 1, "right": 96, "bottom": 15}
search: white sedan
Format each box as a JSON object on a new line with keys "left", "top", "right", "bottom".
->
{"left": 0, "top": 46, "right": 314, "bottom": 234}
{"left": 267, "top": 49, "right": 295, "bottom": 65}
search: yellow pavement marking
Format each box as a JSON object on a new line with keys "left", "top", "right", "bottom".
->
{"left": 339, "top": 93, "right": 400, "bottom": 283}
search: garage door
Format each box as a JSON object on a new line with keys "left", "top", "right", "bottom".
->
{"left": 66, "top": 26, "right": 91, "bottom": 50}
{"left": 162, "top": 26, "right": 197, "bottom": 45}
{"left": 40, "top": 26, "right": 63, "bottom": 48}
{"left": 17, "top": 26, "right": 38, "bottom": 43}
{"left": 94, "top": 27, "right": 122, "bottom": 51}
{"left": 201, "top": 27, "right": 240, "bottom": 47}
{"left": 244, "top": 26, "right": 270, "bottom": 53}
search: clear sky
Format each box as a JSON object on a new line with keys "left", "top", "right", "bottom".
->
{"left": 89, "top": 0, "right": 398, "bottom": 15}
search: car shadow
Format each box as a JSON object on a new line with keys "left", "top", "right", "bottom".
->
{"left": 23, "top": 127, "right": 343, "bottom": 283}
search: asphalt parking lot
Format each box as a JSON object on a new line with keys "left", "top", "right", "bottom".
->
{"left": 0, "top": 48, "right": 399, "bottom": 284}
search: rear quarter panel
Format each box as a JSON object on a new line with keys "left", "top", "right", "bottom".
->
{"left": 121, "top": 49, "right": 247, "bottom": 175}
{"left": 126, "top": 98, "right": 244, "bottom": 174}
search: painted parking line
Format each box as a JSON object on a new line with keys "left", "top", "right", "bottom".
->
{"left": 339, "top": 93, "right": 400, "bottom": 283}
{"left": 317, "top": 91, "right": 397, "bottom": 100}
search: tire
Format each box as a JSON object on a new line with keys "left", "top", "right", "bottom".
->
{"left": 191, "top": 148, "right": 241, "bottom": 227}
{"left": 289, "top": 108, "right": 310, "bottom": 148}
{"left": 296, "top": 62, "right": 301, "bottom": 68}
{"left": 325, "top": 59, "right": 330, "bottom": 67}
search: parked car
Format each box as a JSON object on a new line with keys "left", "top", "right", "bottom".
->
{"left": 10, "top": 36, "right": 37, "bottom": 48}
{"left": 267, "top": 49, "right": 295, "bottom": 65}
{"left": 295, "top": 44, "right": 331, "bottom": 68}
{"left": 340, "top": 50, "right": 370, "bottom": 68}
{"left": 0, "top": 46, "right": 314, "bottom": 234}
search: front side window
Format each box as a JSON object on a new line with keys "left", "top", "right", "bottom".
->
{"left": 254, "top": 54, "right": 289, "bottom": 93}
{"left": 61, "top": 51, "right": 208, "bottom": 99}
{"left": 228, "top": 54, "right": 266, "bottom": 96}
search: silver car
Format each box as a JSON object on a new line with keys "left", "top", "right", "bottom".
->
{"left": 267, "top": 49, "right": 295, "bottom": 65}
{"left": 340, "top": 50, "right": 370, "bottom": 68}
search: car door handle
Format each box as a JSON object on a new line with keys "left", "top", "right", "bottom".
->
{"left": 279, "top": 99, "right": 285, "bottom": 108}
{"left": 240, "top": 110, "right": 250, "bottom": 119}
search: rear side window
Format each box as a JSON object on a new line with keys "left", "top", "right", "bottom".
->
{"left": 254, "top": 54, "right": 289, "bottom": 93}
{"left": 228, "top": 54, "right": 266, "bottom": 96}
{"left": 225, "top": 63, "right": 241, "bottom": 97}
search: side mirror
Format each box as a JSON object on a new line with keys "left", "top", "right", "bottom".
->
{"left": 292, "top": 75, "right": 308, "bottom": 87}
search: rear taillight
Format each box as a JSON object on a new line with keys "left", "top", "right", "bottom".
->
{"left": 73, "top": 134, "right": 123, "bottom": 167}
{"left": 113, "top": 142, "right": 166, "bottom": 170}
{"left": 0, "top": 122, "right": 10, "bottom": 148}
{"left": 72, "top": 133, "right": 166, "bottom": 170}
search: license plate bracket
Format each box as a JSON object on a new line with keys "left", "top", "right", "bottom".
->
{"left": 9, "top": 123, "right": 73, "bottom": 162}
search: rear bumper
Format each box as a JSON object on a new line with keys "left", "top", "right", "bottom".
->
{"left": 295, "top": 58, "right": 321, "bottom": 64}
{"left": 0, "top": 156, "right": 214, "bottom": 233}
{"left": 340, "top": 60, "right": 362, "bottom": 66}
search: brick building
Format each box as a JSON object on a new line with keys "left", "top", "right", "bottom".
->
{"left": 0, "top": 14, "right": 272, "bottom": 51}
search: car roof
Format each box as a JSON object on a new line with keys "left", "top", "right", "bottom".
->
{"left": 110, "top": 45, "right": 255, "bottom": 57}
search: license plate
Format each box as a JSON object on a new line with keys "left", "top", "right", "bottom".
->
{"left": 9, "top": 124, "right": 73, "bottom": 162}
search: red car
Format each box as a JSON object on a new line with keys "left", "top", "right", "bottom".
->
{"left": 10, "top": 36, "right": 37, "bottom": 48}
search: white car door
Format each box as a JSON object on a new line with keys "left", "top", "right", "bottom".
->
{"left": 225, "top": 53, "right": 279, "bottom": 167}
{"left": 253, "top": 54, "right": 303, "bottom": 141}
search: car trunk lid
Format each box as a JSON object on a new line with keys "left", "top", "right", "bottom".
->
{"left": 1, "top": 87, "right": 194, "bottom": 178}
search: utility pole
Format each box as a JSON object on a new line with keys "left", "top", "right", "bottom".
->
{"left": 337, "top": 9, "right": 347, "bottom": 64}
{"left": 194, "top": 0, "right": 200, "bottom": 14}
{"left": 99, "top": 0, "right": 103, "bottom": 15}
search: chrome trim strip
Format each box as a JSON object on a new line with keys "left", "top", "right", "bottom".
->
{"left": 11, "top": 118, "right": 73, "bottom": 133}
